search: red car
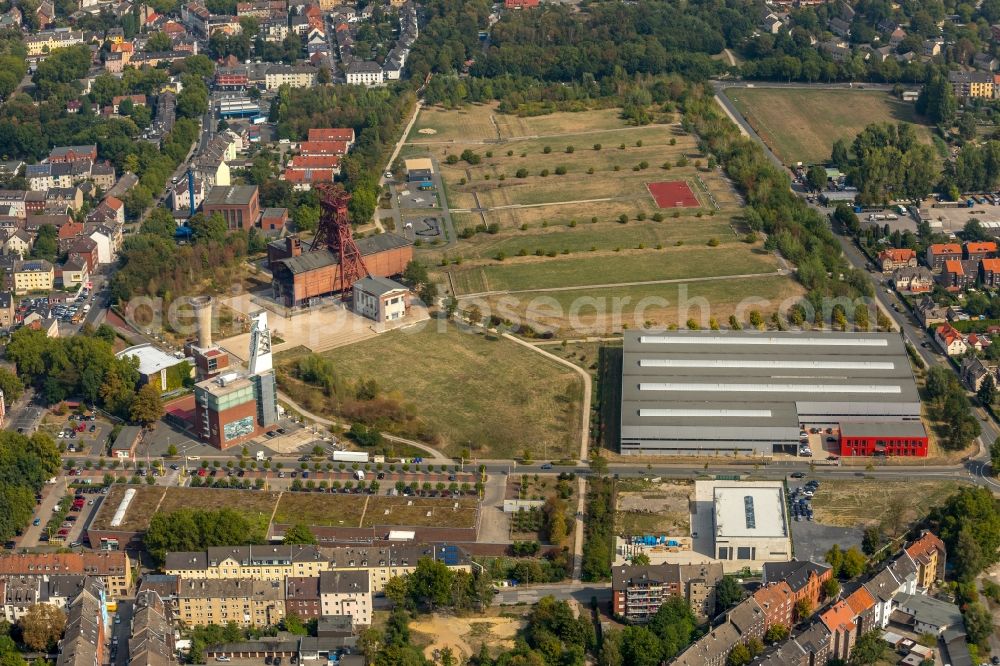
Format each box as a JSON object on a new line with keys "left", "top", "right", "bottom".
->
{"left": 57, "top": 529, "right": 70, "bottom": 536}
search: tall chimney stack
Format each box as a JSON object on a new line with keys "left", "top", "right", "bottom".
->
{"left": 190, "top": 296, "right": 213, "bottom": 349}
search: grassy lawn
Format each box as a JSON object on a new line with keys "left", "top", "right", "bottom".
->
{"left": 91, "top": 485, "right": 166, "bottom": 531}
{"left": 408, "top": 104, "right": 638, "bottom": 144}
{"left": 273, "top": 492, "right": 367, "bottom": 527}
{"left": 447, "top": 245, "right": 778, "bottom": 295}
{"left": 475, "top": 275, "right": 804, "bottom": 336}
{"left": 725, "top": 88, "right": 932, "bottom": 166}
{"left": 811, "top": 480, "right": 960, "bottom": 530}
{"left": 303, "top": 322, "right": 583, "bottom": 459}
{"left": 434, "top": 218, "right": 737, "bottom": 261}
{"left": 92, "top": 486, "right": 282, "bottom": 533}
{"left": 362, "top": 496, "right": 479, "bottom": 528}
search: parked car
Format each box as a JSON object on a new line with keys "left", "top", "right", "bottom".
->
{"left": 790, "top": 472, "right": 805, "bottom": 478}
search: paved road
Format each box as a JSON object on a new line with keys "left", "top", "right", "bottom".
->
{"left": 18, "top": 478, "right": 67, "bottom": 547}
{"left": 493, "top": 582, "right": 612, "bottom": 606}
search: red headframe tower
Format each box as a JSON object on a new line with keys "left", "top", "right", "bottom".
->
{"left": 313, "top": 183, "right": 369, "bottom": 295}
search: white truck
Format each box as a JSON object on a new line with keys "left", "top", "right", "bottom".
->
{"left": 332, "top": 450, "right": 369, "bottom": 463}
{"left": 354, "top": 470, "right": 366, "bottom": 481}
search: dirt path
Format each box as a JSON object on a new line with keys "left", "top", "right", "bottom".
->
{"left": 276, "top": 391, "right": 449, "bottom": 461}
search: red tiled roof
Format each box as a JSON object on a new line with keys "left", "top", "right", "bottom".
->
{"left": 966, "top": 241, "right": 998, "bottom": 254}
{"left": 943, "top": 259, "right": 964, "bottom": 275}
{"left": 845, "top": 586, "right": 875, "bottom": 615}
{"left": 821, "top": 600, "right": 856, "bottom": 633}
{"left": 879, "top": 248, "right": 915, "bottom": 262}
{"left": 983, "top": 258, "right": 1000, "bottom": 273}
{"left": 929, "top": 243, "right": 962, "bottom": 256}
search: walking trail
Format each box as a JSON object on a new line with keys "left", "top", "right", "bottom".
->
{"left": 276, "top": 390, "right": 449, "bottom": 461}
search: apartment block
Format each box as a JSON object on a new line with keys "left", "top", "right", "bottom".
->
{"left": 318, "top": 571, "right": 371, "bottom": 627}
{"left": 0, "top": 552, "right": 132, "bottom": 599}
{"left": 176, "top": 578, "right": 285, "bottom": 627}
{"left": 611, "top": 562, "right": 724, "bottom": 623}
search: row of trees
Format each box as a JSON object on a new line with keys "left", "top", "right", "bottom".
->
{"left": 384, "top": 557, "right": 494, "bottom": 613}
{"left": 600, "top": 598, "right": 698, "bottom": 666}
{"left": 924, "top": 367, "right": 982, "bottom": 451}
{"left": 0, "top": 431, "right": 62, "bottom": 543}
{"left": 144, "top": 507, "right": 267, "bottom": 564}
{"left": 580, "top": 476, "right": 615, "bottom": 582}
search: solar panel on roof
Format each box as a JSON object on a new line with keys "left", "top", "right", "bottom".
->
{"left": 744, "top": 496, "right": 756, "bottom": 530}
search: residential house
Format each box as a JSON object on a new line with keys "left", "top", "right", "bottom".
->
{"left": 345, "top": 61, "right": 384, "bottom": 86}
{"left": 760, "top": 560, "right": 832, "bottom": 611}
{"left": 318, "top": 571, "right": 371, "bottom": 627}
{"left": 982, "top": 258, "right": 1000, "bottom": 288}
{"left": 878, "top": 247, "right": 917, "bottom": 272}
{"left": 128, "top": 589, "right": 175, "bottom": 666}
{"left": 892, "top": 266, "right": 934, "bottom": 293}
{"left": 916, "top": 295, "right": 947, "bottom": 327}
{"left": 47, "top": 145, "right": 97, "bottom": 164}
{"left": 54, "top": 578, "right": 106, "bottom": 666}
{"left": 926, "top": 243, "right": 962, "bottom": 270}
{"left": 58, "top": 255, "right": 89, "bottom": 289}
{"left": 284, "top": 577, "right": 321, "bottom": 619}
{"left": 752, "top": 581, "right": 794, "bottom": 629}
{"left": 820, "top": 600, "right": 857, "bottom": 661}
{"left": 611, "top": 562, "right": 724, "bottom": 623}
{"left": 0, "top": 292, "right": 14, "bottom": 329}
{"left": 939, "top": 259, "right": 975, "bottom": 290}
{"left": 904, "top": 531, "right": 946, "bottom": 591}
{"left": 3, "top": 230, "right": 32, "bottom": 258}
{"left": 171, "top": 177, "right": 205, "bottom": 213}
{"left": 13, "top": 260, "right": 54, "bottom": 294}
{"left": 25, "top": 29, "right": 84, "bottom": 57}
{"left": 934, "top": 323, "right": 968, "bottom": 356}
{"left": 923, "top": 39, "right": 943, "bottom": 57}
{"left": 965, "top": 240, "right": 998, "bottom": 260}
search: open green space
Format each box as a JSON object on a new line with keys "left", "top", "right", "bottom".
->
{"left": 362, "top": 496, "right": 479, "bottom": 529}
{"left": 287, "top": 322, "right": 583, "bottom": 459}
{"left": 273, "top": 492, "right": 367, "bottom": 527}
{"left": 726, "top": 88, "right": 932, "bottom": 166}
{"left": 448, "top": 246, "right": 777, "bottom": 295}
{"left": 439, "top": 218, "right": 736, "bottom": 261}
{"left": 475, "top": 274, "right": 804, "bottom": 336}
{"left": 812, "top": 480, "right": 961, "bottom": 531}
{"left": 91, "top": 485, "right": 281, "bottom": 533}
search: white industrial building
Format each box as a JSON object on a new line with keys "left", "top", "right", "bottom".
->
{"left": 693, "top": 480, "right": 791, "bottom": 568}
{"left": 619, "top": 331, "right": 922, "bottom": 455}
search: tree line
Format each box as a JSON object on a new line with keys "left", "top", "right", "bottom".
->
{"left": 0, "top": 431, "right": 62, "bottom": 543}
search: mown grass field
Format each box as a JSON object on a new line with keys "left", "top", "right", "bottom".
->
{"left": 92, "top": 486, "right": 281, "bottom": 533}
{"left": 447, "top": 245, "right": 778, "bottom": 295}
{"left": 408, "top": 104, "right": 632, "bottom": 143}
{"left": 314, "top": 322, "right": 582, "bottom": 460}
{"left": 273, "top": 492, "right": 368, "bottom": 527}
{"left": 472, "top": 275, "right": 804, "bottom": 336}
{"left": 404, "top": 103, "right": 795, "bottom": 336}
{"left": 725, "top": 88, "right": 932, "bottom": 166}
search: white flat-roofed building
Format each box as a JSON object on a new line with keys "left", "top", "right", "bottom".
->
{"left": 619, "top": 331, "right": 923, "bottom": 456}
{"left": 697, "top": 481, "right": 791, "bottom": 568}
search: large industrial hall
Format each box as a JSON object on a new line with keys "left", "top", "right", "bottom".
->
{"left": 619, "top": 330, "right": 925, "bottom": 456}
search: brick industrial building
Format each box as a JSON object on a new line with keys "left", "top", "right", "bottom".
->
{"left": 267, "top": 234, "right": 412, "bottom": 307}
{"left": 202, "top": 185, "right": 261, "bottom": 230}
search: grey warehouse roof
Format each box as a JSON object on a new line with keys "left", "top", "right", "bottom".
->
{"left": 620, "top": 331, "right": 922, "bottom": 452}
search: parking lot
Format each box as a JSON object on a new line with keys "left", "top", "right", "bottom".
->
{"left": 18, "top": 482, "right": 105, "bottom": 549}
{"left": 786, "top": 476, "right": 864, "bottom": 562}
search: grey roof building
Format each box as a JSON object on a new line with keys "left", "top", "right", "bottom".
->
{"left": 619, "top": 331, "right": 922, "bottom": 455}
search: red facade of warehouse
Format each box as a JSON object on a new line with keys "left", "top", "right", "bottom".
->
{"left": 838, "top": 422, "right": 929, "bottom": 457}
